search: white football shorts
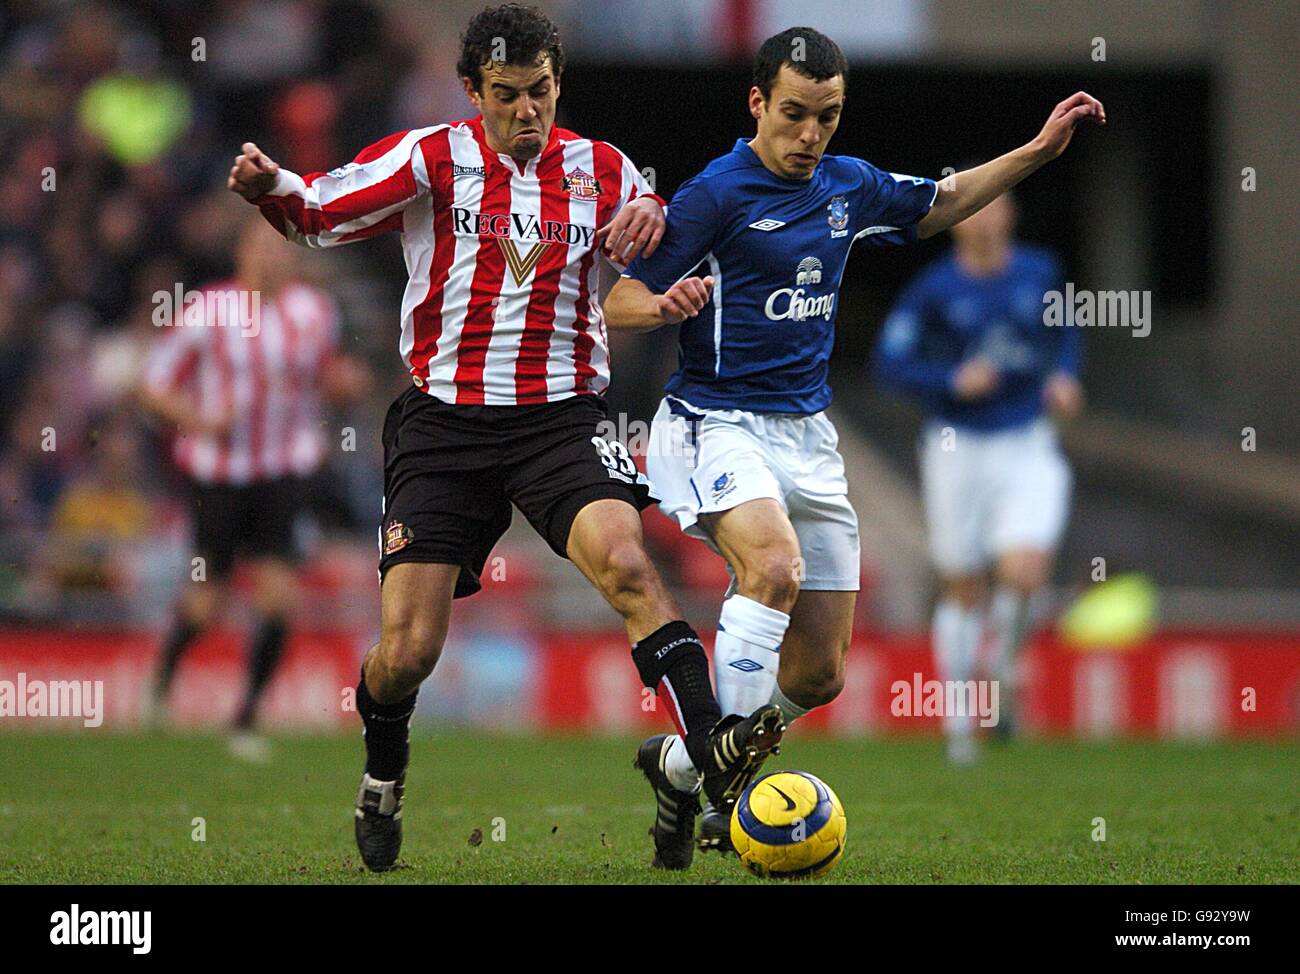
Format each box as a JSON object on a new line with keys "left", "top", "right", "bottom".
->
{"left": 919, "top": 416, "right": 1072, "bottom": 574}
{"left": 646, "top": 397, "right": 860, "bottom": 591}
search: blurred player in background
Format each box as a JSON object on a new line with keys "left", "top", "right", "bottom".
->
{"left": 227, "top": 3, "right": 783, "bottom": 873}
{"left": 139, "top": 214, "right": 365, "bottom": 761}
{"left": 874, "top": 192, "right": 1083, "bottom": 764}
{"left": 606, "top": 27, "right": 1102, "bottom": 847}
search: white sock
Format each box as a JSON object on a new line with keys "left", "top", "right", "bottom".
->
{"left": 987, "top": 587, "right": 1033, "bottom": 685}
{"left": 714, "top": 595, "right": 790, "bottom": 717}
{"left": 770, "top": 682, "right": 811, "bottom": 725}
{"left": 932, "top": 599, "right": 983, "bottom": 740}
{"left": 663, "top": 735, "right": 701, "bottom": 793}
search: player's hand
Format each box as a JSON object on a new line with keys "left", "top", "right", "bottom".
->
{"left": 228, "top": 142, "right": 281, "bottom": 200}
{"left": 1031, "top": 92, "right": 1106, "bottom": 161}
{"left": 656, "top": 276, "right": 714, "bottom": 324}
{"left": 596, "top": 195, "right": 665, "bottom": 265}
{"left": 1043, "top": 370, "right": 1084, "bottom": 419}
{"left": 951, "top": 357, "right": 1001, "bottom": 401}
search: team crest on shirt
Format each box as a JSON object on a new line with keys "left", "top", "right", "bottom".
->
{"left": 561, "top": 168, "right": 602, "bottom": 200}
{"left": 383, "top": 521, "right": 414, "bottom": 555}
{"left": 827, "top": 195, "right": 849, "bottom": 237}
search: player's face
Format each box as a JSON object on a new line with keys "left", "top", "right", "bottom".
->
{"left": 463, "top": 57, "right": 559, "bottom": 160}
{"left": 952, "top": 192, "right": 1017, "bottom": 250}
{"left": 750, "top": 66, "right": 845, "bottom": 180}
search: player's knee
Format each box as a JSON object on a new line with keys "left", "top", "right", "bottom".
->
{"left": 593, "top": 539, "right": 658, "bottom": 603}
{"left": 381, "top": 621, "right": 444, "bottom": 685}
{"left": 739, "top": 550, "right": 801, "bottom": 611}
{"left": 942, "top": 575, "right": 986, "bottom": 609}
{"left": 998, "top": 554, "right": 1049, "bottom": 596}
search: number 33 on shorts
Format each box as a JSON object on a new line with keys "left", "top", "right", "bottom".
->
{"left": 591, "top": 436, "right": 639, "bottom": 483}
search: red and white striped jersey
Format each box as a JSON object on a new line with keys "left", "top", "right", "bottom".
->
{"left": 252, "top": 116, "right": 659, "bottom": 406}
{"left": 143, "top": 282, "right": 340, "bottom": 485}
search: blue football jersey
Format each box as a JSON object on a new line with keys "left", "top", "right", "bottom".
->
{"left": 873, "top": 245, "right": 1081, "bottom": 431}
{"left": 624, "top": 139, "right": 937, "bottom": 414}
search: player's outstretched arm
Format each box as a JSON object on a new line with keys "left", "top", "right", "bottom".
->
{"left": 605, "top": 275, "right": 715, "bottom": 332}
{"left": 917, "top": 92, "right": 1106, "bottom": 239}
{"left": 228, "top": 133, "right": 426, "bottom": 248}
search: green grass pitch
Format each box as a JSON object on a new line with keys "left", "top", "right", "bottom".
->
{"left": 1, "top": 732, "right": 1295, "bottom": 884}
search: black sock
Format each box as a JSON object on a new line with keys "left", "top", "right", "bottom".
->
{"left": 631, "top": 621, "right": 722, "bottom": 771}
{"left": 155, "top": 616, "right": 201, "bottom": 700}
{"left": 234, "top": 615, "right": 289, "bottom": 729}
{"left": 357, "top": 669, "right": 417, "bottom": 780}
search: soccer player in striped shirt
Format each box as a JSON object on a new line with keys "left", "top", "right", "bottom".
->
{"left": 227, "top": 4, "right": 780, "bottom": 872}
{"left": 606, "top": 27, "right": 1103, "bottom": 850}
{"left": 140, "top": 215, "right": 362, "bottom": 760}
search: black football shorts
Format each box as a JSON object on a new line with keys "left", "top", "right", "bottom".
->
{"left": 378, "top": 386, "right": 654, "bottom": 598}
{"left": 189, "top": 477, "right": 304, "bottom": 578}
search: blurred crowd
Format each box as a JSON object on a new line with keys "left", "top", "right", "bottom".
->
{"left": 0, "top": 0, "right": 487, "bottom": 622}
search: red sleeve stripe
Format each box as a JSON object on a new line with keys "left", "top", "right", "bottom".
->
{"left": 408, "top": 128, "right": 456, "bottom": 384}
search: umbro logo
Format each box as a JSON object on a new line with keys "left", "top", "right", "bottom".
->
{"left": 748, "top": 218, "right": 786, "bottom": 232}
{"left": 728, "top": 658, "right": 764, "bottom": 673}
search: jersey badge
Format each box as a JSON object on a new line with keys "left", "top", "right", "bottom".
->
{"left": 561, "top": 168, "right": 602, "bottom": 200}
{"left": 827, "top": 196, "right": 849, "bottom": 238}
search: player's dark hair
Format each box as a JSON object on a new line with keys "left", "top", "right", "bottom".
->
{"left": 458, "top": 3, "right": 565, "bottom": 93}
{"left": 753, "top": 27, "right": 848, "bottom": 101}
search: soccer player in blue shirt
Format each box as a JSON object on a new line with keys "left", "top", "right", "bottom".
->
{"left": 605, "top": 26, "right": 1103, "bottom": 853}
{"left": 875, "top": 192, "right": 1083, "bottom": 764}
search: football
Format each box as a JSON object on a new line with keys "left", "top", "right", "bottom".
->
{"left": 730, "top": 771, "right": 847, "bottom": 879}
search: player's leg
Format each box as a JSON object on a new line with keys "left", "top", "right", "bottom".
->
{"left": 935, "top": 572, "right": 988, "bottom": 763}
{"left": 920, "top": 423, "right": 990, "bottom": 763}
{"left": 152, "top": 480, "right": 231, "bottom": 718}
{"left": 229, "top": 556, "right": 296, "bottom": 746}
{"left": 699, "top": 497, "right": 800, "bottom": 715}
{"left": 771, "top": 589, "right": 856, "bottom": 721}
{"left": 767, "top": 448, "right": 864, "bottom": 724}
{"left": 230, "top": 478, "right": 302, "bottom": 744}
{"left": 353, "top": 561, "right": 459, "bottom": 872}
{"left": 565, "top": 498, "right": 784, "bottom": 867}
{"left": 510, "top": 398, "right": 782, "bottom": 869}
{"left": 352, "top": 386, "right": 510, "bottom": 871}
{"left": 984, "top": 419, "right": 1072, "bottom": 735}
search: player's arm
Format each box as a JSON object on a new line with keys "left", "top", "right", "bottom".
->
{"left": 917, "top": 92, "right": 1106, "bottom": 240}
{"left": 1043, "top": 257, "right": 1085, "bottom": 418}
{"left": 595, "top": 150, "right": 668, "bottom": 265}
{"left": 605, "top": 274, "right": 716, "bottom": 332}
{"left": 874, "top": 279, "right": 999, "bottom": 401}
{"left": 228, "top": 130, "right": 430, "bottom": 248}
{"left": 604, "top": 175, "right": 719, "bottom": 331}
{"left": 873, "top": 283, "right": 958, "bottom": 395}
